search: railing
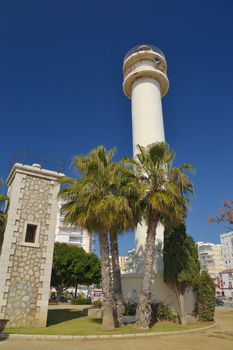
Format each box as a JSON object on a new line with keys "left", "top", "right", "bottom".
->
{"left": 9, "top": 150, "right": 65, "bottom": 173}
{"left": 124, "top": 60, "right": 167, "bottom": 78}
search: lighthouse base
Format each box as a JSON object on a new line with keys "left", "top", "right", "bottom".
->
{"left": 121, "top": 273, "right": 196, "bottom": 316}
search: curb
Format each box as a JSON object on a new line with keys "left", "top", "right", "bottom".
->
{"left": 0, "top": 321, "right": 217, "bottom": 341}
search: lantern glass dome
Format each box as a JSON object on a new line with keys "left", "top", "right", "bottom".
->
{"left": 124, "top": 44, "right": 165, "bottom": 62}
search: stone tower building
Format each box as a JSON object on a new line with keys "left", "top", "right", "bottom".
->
{"left": 0, "top": 162, "right": 63, "bottom": 327}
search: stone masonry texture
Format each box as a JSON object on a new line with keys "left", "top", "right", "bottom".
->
{"left": 0, "top": 164, "right": 61, "bottom": 327}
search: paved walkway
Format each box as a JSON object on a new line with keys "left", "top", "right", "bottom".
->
{"left": 0, "top": 308, "right": 232, "bottom": 350}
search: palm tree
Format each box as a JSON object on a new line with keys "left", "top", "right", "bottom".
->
{"left": 109, "top": 164, "right": 142, "bottom": 326}
{"left": 59, "top": 146, "right": 141, "bottom": 330}
{"left": 134, "top": 142, "right": 194, "bottom": 329}
{"left": 0, "top": 178, "right": 9, "bottom": 253}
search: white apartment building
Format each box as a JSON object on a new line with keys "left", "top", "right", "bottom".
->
{"left": 219, "top": 269, "right": 233, "bottom": 298}
{"left": 124, "top": 249, "right": 136, "bottom": 274}
{"left": 108, "top": 256, "right": 127, "bottom": 276}
{"left": 118, "top": 256, "right": 127, "bottom": 273}
{"left": 55, "top": 200, "right": 95, "bottom": 253}
{"left": 220, "top": 231, "right": 233, "bottom": 269}
{"left": 196, "top": 242, "right": 225, "bottom": 279}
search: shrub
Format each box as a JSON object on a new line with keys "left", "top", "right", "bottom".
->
{"left": 71, "top": 296, "right": 92, "bottom": 305}
{"left": 124, "top": 302, "right": 137, "bottom": 316}
{"left": 197, "top": 271, "right": 215, "bottom": 321}
{"left": 92, "top": 300, "right": 102, "bottom": 308}
{"left": 155, "top": 303, "right": 177, "bottom": 322}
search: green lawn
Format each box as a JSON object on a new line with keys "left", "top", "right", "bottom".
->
{"left": 4, "top": 308, "right": 213, "bottom": 336}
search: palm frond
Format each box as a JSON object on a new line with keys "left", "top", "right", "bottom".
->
{"left": 135, "top": 142, "right": 194, "bottom": 225}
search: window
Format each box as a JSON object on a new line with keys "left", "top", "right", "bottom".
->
{"left": 69, "top": 236, "right": 82, "bottom": 243}
{"left": 154, "top": 57, "right": 160, "bottom": 63}
{"left": 21, "top": 221, "right": 40, "bottom": 247}
{"left": 25, "top": 224, "right": 37, "bottom": 243}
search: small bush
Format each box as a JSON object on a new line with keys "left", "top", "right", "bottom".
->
{"left": 197, "top": 271, "right": 215, "bottom": 321}
{"left": 124, "top": 301, "right": 176, "bottom": 321}
{"left": 71, "top": 296, "right": 92, "bottom": 305}
{"left": 155, "top": 303, "right": 177, "bottom": 322}
{"left": 92, "top": 300, "right": 102, "bottom": 308}
{"left": 124, "top": 302, "right": 137, "bottom": 316}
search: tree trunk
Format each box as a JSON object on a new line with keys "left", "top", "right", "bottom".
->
{"left": 136, "top": 209, "right": 158, "bottom": 329}
{"left": 99, "top": 233, "right": 115, "bottom": 330}
{"left": 173, "top": 282, "right": 187, "bottom": 325}
{"left": 110, "top": 231, "right": 125, "bottom": 327}
{"left": 57, "top": 285, "right": 64, "bottom": 299}
{"left": 176, "top": 290, "right": 186, "bottom": 325}
{"left": 74, "top": 284, "right": 78, "bottom": 298}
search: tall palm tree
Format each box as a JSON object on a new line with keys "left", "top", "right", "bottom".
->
{"left": 0, "top": 178, "right": 9, "bottom": 253}
{"left": 109, "top": 164, "right": 142, "bottom": 326}
{"left": 59, "top": 146, "right": 141, "bottom": 330}
{"left": 134, "top": 142, "right": 194, "bottom": 329}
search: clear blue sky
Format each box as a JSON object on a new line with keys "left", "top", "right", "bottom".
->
{"left": 1, "top": 0, "right": 233, "bottom": 255}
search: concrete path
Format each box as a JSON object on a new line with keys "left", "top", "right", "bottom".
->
{"left": 0, "top": 308, "right": 232, "bottom": 350}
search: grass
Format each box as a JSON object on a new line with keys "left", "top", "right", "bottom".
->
{"left": 4, "top": 308, "right": 213, "bottom": 336}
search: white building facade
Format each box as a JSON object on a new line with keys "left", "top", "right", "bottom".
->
{"left": 55, "top": 200, "right": 95, "bottom": 253}
{"left": 220, "top": 231, "right": 233, "bottom": 269}
{"left": 124, "top": 249, "right": 136, "bottom": 274}
{"left": 118, "top": 256, "right": 127, "bottom": 273}
{"left": 219, "top": 269, "right": 233, "bottom": 298}
{"left": 196, "top": 242, "right": 225, "bottom": 279}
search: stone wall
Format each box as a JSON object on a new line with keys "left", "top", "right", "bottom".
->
{"left": 0, "top": 164, "right": 61, "bottom": 327}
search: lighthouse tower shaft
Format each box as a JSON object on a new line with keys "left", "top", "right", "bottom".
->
{"left": 131, "top": 78, "right": 165, "bottom": 157}
{"left": 123, "top": 45, "right": 169, "bottom": 273}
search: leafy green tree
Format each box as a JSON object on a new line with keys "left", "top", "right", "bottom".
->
{"left": 197, "top": 271, "right": 215, "bottom": 321}
{"left": 51, "top": 242, "right": 101, "bottom": 297}
{"left": 71, "top": 251, "right": 101, "bottom": 298}
{"left": 164, "top": 224, "right": 200, "bottom": 324}
{"left": 51, "top": 242, "right": 85, "bottom": 297}
{"left": 134, "top": 142, "right": 194, "bottom": 329}
{"left": 0, "top": 178, "right": 9, "bottom": 253}
{"left": 59, "top": 146, "right": 140, "bottom": 330}
{"left": 81, "top": 252, "right": 101, "bottom": 287}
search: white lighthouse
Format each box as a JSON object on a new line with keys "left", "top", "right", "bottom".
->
{"left": 121, "top": 46, "right": 195, "bottom": 315}
{"left": 123, "top": 44, "right": 169, "bottom": 273}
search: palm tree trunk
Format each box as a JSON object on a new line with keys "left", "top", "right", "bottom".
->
{"left": 110, "top": 231, "right": 125, "bottom": 327}
{"left": 136, "top": 209, "right": 158, "bottom": 329}
{"left": 99, "top": 233, "right": 115, "bottom": 330}
{"left": 175, "top": 286, "right": 186, "bottom": 325}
